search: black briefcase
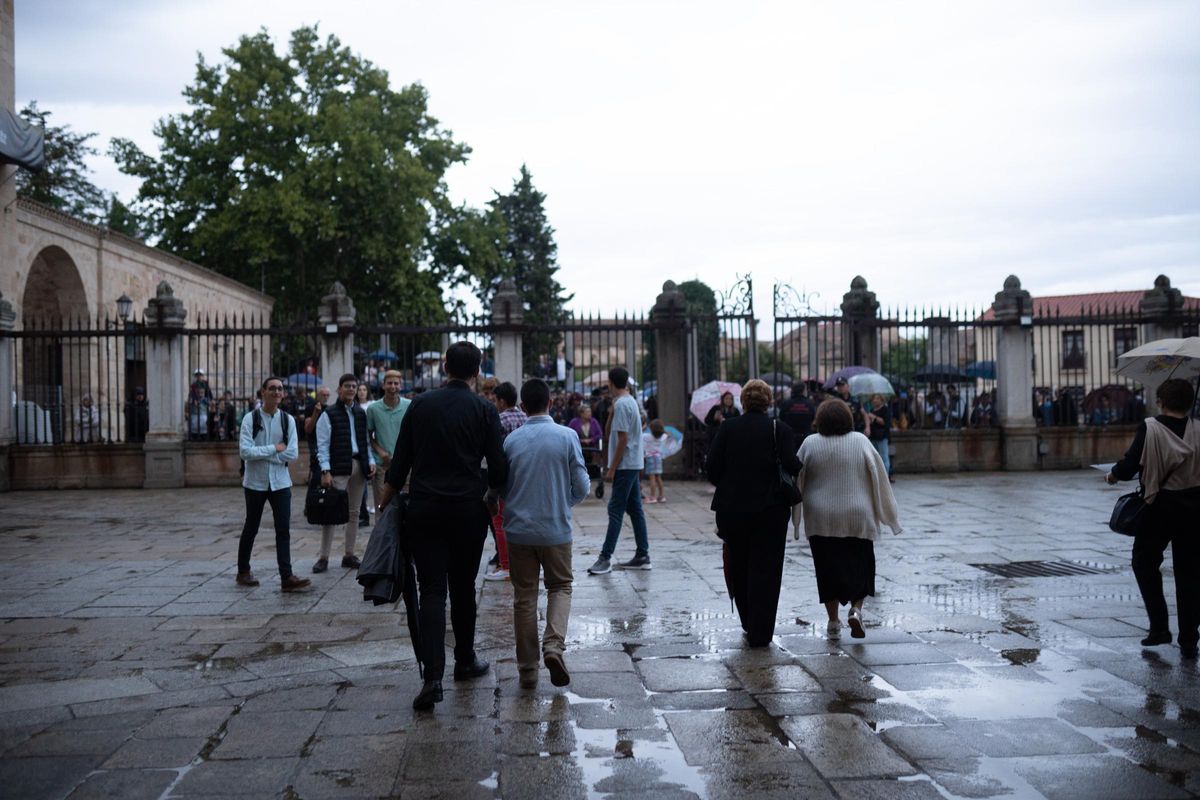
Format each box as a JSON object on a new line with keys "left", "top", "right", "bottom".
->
{"left": 305, "top": 482, "right": 349, "bottom": 526}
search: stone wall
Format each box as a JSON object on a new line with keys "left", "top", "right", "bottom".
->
{"left": 4, "top": 199, "right": 272, "bottom": 326}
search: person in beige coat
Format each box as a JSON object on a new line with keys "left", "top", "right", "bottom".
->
{"left": 794, "top": 399, "right": 902, "bottom": 639}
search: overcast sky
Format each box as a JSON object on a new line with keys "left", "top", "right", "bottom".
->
{"left": 14, "top": 0, "right": 1200, "bottom": 320}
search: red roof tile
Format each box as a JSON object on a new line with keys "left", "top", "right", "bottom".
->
{"left": 979, "top": 290, "right": 1200, "bottom": 320}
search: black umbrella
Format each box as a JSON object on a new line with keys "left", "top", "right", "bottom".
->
{"left": 398, "top": 549, "right": 423, "bottom": 679}
{"left": 759, "top": 372, "right": 794, "bottom": 387}
{"left": 912, "top": 364, "right": 972, "bottom": 384}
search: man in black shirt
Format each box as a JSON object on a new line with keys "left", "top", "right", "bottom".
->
{"left": 378, "top": 342, "right": 509, "bottom": 710}
{"left": 777, "top": 382, "right": 816, "bottom": 442}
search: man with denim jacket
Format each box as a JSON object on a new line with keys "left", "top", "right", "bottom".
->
{"left": 238, "top": 376, "right": 311, "bottom": 592}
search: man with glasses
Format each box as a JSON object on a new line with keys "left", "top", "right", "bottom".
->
{"left": 237, "top": 377, "right": 311, "bottom": 592}
{"left": 315, "top": 374, "right": 375, "bottom": 573}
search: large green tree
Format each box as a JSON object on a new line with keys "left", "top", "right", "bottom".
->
{"left": 483, "top": 165, "right": 570, "bottom": 370}
{"left": 16, "top": 102, "right": 108, "bottom": 222}
{"left": 111, "top": 26, "right": 478, "bottom": 322}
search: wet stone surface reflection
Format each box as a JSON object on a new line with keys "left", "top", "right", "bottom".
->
{"left": 0, "top": 471, "right": 1197, "bottom": 798}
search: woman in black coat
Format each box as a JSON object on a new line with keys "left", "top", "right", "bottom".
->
{"left": 706, "top": 379, "right": 801, "bottom": 647}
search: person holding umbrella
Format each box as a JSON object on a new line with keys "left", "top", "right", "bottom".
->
{"left": 1105, "top": 378, "right": 1200, "bottom": 658}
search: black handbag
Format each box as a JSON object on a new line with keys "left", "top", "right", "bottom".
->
{"left": 772, "top": 420, "right": 803, "bottom": 506}
{"left": 1109, "top": 460, "right": 1180, "bottom": 537}
{"left": 1109, "top": 488, "right": 1147, "bottom": 536}
{"left": 305, "top": 480, "right": 350, "bottom": 526}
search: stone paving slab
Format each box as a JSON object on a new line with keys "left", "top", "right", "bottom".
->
{"left": 0, "top": 471, "right": 1197, "bottom": 798}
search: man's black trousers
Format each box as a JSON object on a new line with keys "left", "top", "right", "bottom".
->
{"left": 716, "top": 506, "right": 790, "bottom": 647}
{"left": 408, "top": 498, "right": 490, "bottom": 680}
{"left": 1132, "top": 490, "right": 1200, "bottom": 649}
{"left": 238, "top": 487, "right": 294, "bottom": 579}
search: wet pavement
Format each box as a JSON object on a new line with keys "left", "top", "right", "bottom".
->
{"left": 0, "top": 471, "right": 1196, "bottom": 799}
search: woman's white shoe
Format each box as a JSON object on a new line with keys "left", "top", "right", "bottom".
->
{"left": 826, "top": 620, "right": 841, "bottom": 639}
{"left": 848, "top": 609, "right": 865, "bottom": 639}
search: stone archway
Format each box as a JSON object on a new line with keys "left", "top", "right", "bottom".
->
{"left": 22, "top": 245, "right": 89, "bottom": 323}
{"left": 19, "top": 247, "right": 91, "bottom": 443}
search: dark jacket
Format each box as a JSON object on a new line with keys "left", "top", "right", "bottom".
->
{"left": 706, "top": 411, "right": 801, "bottom": 513}
{"left": 777, "top": 396, "right": 815, "bottom": 441}
{"left": 325, "top": 401, "right": 370, "bottom": 476}
{"left": 386, "top": 380, "right": 508, "bottom": 502}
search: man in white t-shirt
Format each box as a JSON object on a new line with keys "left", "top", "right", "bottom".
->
{"left": 588, "top": 367, "right": 650, "bottom": 574}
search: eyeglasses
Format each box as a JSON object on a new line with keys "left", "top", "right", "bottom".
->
{"left": 266, "top": 386, "right": 284, "bottom": 392}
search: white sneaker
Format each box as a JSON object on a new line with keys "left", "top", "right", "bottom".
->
{"left": 848, "top": 609, "right": 865, "bottom": 639}
{"left": 483, "top": 568, "right": 510, "bottom": 582}
{"left": 826, "top": 620, "right": 841, "bottom": 639}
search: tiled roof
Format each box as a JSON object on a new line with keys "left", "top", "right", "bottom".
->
{"left": 979, "top": 290, "right": 1200, "bottom": 320}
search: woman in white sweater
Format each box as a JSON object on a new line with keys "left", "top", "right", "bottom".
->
{"left": 795, "top": 399, "right": 902, "bottom": 639}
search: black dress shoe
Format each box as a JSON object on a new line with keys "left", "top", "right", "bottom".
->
{"left": 312, "top": 558, "right": 328, "bottom": 574}
{"left": 341, "top": 554, "right": 361, "bottom": 569}
{"left": 1142, "top": 630, "right": 1172, "bottom": 647}
{"left": 1181, "top": 645, "right": 1199, "bottom": 660}
{"left": 412, "top": 680, "right": 443, "bottom": 710}
{"left": 453, "top": 657, "right": 490, "bottom": 681}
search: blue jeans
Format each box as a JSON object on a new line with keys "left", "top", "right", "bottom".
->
{"left": 601, "top": 469, "right": 649, "bottom": 559}
{"left": 872, "top": 438, "right": 892, "bottom": 476}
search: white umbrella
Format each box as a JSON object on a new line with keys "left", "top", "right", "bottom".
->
{"left": 1115, "top": 337, "right": 1200, "bottom": 386}
{"left": 689, "top": 381, "right": 742, "bottom": 420}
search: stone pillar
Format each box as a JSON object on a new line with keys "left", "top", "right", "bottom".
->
{"left": 0, "top": 291, "right": 14, "bottom": 491}
{"left": 806, "top": 323, "right": 820, "bottom": 380}
{"left": 1139, "top": 275, "right": 1184, "bottom": 416}
{"left": 317, "top": 282, "right": 356, "bottom": 386}
{"left": 1, "top": 1, "right": 18, "bottom": 318}
{"left": 143, "top": 282, "right": 188, "bottom": 488}
{"left": 992, "top": 275, "right": 1037, "bottom": 470}
{"left": 651, "top": 281, "right": 688, "bottom": 478}
{"left": 840, "top": 276, "right": 881, "bottom": 371}
{"left": 491, "top": 280, "right": 524, "bottom": 387}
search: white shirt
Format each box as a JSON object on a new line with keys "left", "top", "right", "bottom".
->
{"left": 239, "top": 408, "right": 297, "bottom": 492}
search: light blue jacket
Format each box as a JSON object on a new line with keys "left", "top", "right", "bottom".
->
{"left": 239, "top": 408, "right": 298, "bottom": 491}
{"left": 501, "top": 415, "right": 590, "bottom": 546}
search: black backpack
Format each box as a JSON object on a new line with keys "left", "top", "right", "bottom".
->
{"left": 239, "top": 409, "right": 292, "bottom": 477}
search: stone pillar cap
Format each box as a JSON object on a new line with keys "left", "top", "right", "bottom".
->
{"left": 318, "top": 281, "right": 357, "bottom": 327}
{"left": 145, "top": 281, "right": 187, "bottom": 329}
{"left": 651, "top": 280, "right": 687, "bottom": 321}
{"left": 1141, "top": 274, "right": 1183, "bottom": 315}
{"left": 491, "top": 279, "right": 524, "bottom": 325}
{"left": 0, "top": 290, "right": 15, "bottom": 331}
{"left": 991, "top": 275, "right": 1032, "bottom": 324}
{"left": 840, "top": 276, "right": 879, "bottom": 318}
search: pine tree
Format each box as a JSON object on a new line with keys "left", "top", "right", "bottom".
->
{"left": 487, "top": 165, "right": 571, "bottom": 371}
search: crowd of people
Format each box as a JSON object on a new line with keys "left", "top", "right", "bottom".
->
{"left": 230, "top": 346, "right": 1198, "bottom": 711}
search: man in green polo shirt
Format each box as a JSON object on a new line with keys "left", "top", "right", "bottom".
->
{"left": 367, "top": 369, "right": 410, "bottom": 507}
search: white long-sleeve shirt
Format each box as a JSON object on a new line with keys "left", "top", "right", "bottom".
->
{"left": 316, "top": 402, "right": 375, "bottom": 472}
{"left": 793, "top": 431, "right": 902, "bottom": 540}
{"left": 239, "top": 408, "right": 298, "bottom": 492}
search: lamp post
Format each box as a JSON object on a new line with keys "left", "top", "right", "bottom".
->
{"left": 117, "top": 294, "right": 133, "bottom": 323}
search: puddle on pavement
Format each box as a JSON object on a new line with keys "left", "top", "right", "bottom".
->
{"left": 563, "top": 690, "right": 707, "bottom": 799}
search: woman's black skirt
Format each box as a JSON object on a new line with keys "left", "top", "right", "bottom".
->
{"left": 809, "top": 535, "right": 876, "bottom": 605}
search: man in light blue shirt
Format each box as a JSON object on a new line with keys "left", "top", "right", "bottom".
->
{"left": 500, "top": 379, "right": 590, "bottom": 689}
{"left": 238, "top": 376, "right": 310, "bottom": 592}
{"left": 588, "top": 366, "right": 650, "bottom": 575}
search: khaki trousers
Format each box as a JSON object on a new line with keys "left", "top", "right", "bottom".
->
{"left": 508, "top": 541, "right": 573, "bottom": 677}
{"left": 320, "top": 460, "right": 366, "bottom": 559}
{"left": 370, "top": 453, "right": 391, "bottom": 511}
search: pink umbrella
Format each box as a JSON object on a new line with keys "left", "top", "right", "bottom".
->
{"left": 689, "top": 381, "right": 742, "bottom": 420}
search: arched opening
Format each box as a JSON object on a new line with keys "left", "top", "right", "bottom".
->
{"left": 18, "top": 247, "right": 92, "bottom": 443}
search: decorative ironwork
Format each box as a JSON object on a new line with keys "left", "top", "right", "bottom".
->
{"left": 716, "top": 274, "right": 754, "bottom": 317}
{"left": 772, "top": 281, "right": 830, "bottom": 319}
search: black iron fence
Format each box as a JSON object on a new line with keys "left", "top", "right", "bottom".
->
{"left": 9, "top": 315, "right": 148, "bottom": 445}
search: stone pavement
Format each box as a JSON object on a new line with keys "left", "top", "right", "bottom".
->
{"left": 0, "top": 471, "right": 1197, "bottom": 799}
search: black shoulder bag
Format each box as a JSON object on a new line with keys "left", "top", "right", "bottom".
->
{"left": 1109, "top": 460, "right": 1180, "bottom": 537}
{"left": 772, "top": 420, "right": 803, "bottom": 506}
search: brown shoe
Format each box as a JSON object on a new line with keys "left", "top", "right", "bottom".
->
{"left": 281, "top": 575, "right": 312, "bottom": 593}
{"left": 236, "top": 572, "right": 260, "bottom": 587}
{"left": 544, "top": 652, "right": 570, "bottom": 687}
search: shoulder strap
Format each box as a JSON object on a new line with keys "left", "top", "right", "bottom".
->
{"left": 281, "top": 409, "right": 291, "bottom": 441}
{"left": 252, "top": 408, "right": 263, "bottom": 438}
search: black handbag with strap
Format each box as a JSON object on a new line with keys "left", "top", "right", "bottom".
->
{"left": 772, "top": 420, "right": 803, "bottom": 507}
{"left": 1109, "top": 458, "right": 1181, "bottom": 537}
{"left": 305, "top": 480, "right": 349, "bottom": 526}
